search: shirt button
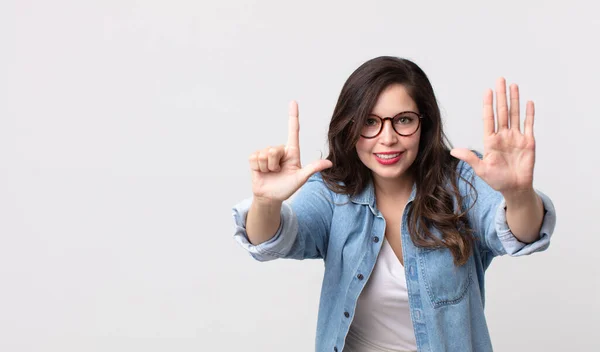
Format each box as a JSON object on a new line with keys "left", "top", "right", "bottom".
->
{"left": 344, "top": 311, "right": 350, "bottom": 318}
{"left": 334, "top": 347, "right": 338, "bottom": 352}
{"left": 373, "top": 236, "right": 380, "bottom": 243}
{"left": 357, "top": 273, "right": 364, "bottom": 280}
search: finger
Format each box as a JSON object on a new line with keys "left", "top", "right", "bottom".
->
{"left": 496, "top": 77, "right": 509, "bottom": 130}
{"left": 287, "top": 100, "right": 300, "bottom": 150}
{"left": 248, "top": 152, "right": 260, "bottom": 171}
{"left": 450, "top": 148, "right": 483, "bottom": 175}
{"left": 297, "top": 159, "right": 333, "bottom": 183}
{"left": 483, "top": 89, "right": 495, "bottom": 136}
{"left": 257, "top": 149, "right": 269, "bottom": 172}
{"left": 509, "top": 83, "right": 521, "bottom": 132}
{"left": 267, "top": 145, "right": 285, "bottom": 172}
{"left": 524, "top": 100, "right": 535, "bottom": 137}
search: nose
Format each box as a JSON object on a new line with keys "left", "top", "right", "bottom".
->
{"left": 379, "top": 119, "right": 398, "bottom": 145}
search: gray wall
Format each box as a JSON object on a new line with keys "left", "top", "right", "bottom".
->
{"left": 1, "top": 1, "right": 598, "bottom": 351}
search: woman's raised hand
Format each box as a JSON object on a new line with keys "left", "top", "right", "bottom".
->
{"left": 451, "top": 78, "right": 536, "bottom": 196}
{"left": 249, "top": 101, "right": 333, "bottom": 203}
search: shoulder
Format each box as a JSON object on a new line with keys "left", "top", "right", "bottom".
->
{"left": 296, "top": 172, "right": 339, "bottom": 202}
{"left": 307, "top": 172, "right": 344, "bottom": 192}
{"left": 306, "top": 172, "right": 328, "bottom": 188}
{"left": 298, "top": 172, "right": 350, "bottom": 205}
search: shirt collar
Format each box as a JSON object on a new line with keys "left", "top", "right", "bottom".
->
{"left": 350, "top": 177, "right": 418, "bottom": 212}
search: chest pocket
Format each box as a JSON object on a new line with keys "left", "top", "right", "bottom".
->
{"left": 417, "top": 245, "right": 473, "bottom": 308}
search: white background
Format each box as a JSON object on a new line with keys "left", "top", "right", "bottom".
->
{"left": 1, "top": 1, "right": 598, "bottom": 351}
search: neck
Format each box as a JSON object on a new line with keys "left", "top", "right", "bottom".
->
{"left": 372, "top": 172, "right": 414, "bottom": 201}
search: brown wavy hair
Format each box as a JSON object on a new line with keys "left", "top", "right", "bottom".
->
{"left": 321, "top": 56, "right": 476, "bottom": 266}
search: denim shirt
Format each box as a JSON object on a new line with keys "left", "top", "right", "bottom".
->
{"left": 232, "top": 161, "right": 556, "bottom": 352}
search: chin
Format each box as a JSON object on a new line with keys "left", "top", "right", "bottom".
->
{"left": 367, "top": 157, "right": 416, "bottom": 181}
{"left": 369, "top": 165, "right": 408, "bottom": 180}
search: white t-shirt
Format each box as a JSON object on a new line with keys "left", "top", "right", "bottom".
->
{"left": 344, "top": 238, "right": 417, "bottom": 352}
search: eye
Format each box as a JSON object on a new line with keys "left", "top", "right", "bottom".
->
{"left": 395, "top": 116, "right": 412, "bottom": 124}
{"left": 394, "top": 113, "right": 417, "bottom": 125}
{"left": 365, "top": 117, "right": 379, "bottom": 126}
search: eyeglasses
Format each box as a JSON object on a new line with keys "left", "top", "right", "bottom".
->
{"left": 360, "top": 111, "right": 423, "bottom": 139}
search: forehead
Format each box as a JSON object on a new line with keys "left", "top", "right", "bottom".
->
{"left": 370, "top": 84, "right": 418, "bottom": 116}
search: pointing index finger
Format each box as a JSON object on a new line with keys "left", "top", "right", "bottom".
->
{"left": 287, "top": 100, "right": 300, "bottom": 149}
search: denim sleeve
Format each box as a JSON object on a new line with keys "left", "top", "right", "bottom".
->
{"left": 232, "top": 174, "right": 334, "bottom": 261}
{"left": 490, "top": 189, "right": 556, "bottom": 257}
{"left": 462, "top": 164, "right": 557, "bottom": 258}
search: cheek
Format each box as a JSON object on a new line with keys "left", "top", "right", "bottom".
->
{"left": 407, "top": 132, "right": 421, "bottom": 151}
{"left": 355, "top": 138, "right": 370, "bottom": 154}
{"left": 355, "top": 138, "right": 372, "bottom": 163}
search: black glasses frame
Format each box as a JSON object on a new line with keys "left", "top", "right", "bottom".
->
{"left": 360, "top": 111, "right": 424, "bottom": 139}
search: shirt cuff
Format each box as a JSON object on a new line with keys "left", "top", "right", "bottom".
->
{"left": 232, "top": 197, "right": 299, "bottom": 261}
{"left": 494, "top": 190, "right": 556, "bottom": 256}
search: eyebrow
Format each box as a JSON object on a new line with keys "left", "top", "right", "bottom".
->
{"left": 368, "top": 110, "right": 419, "bottom": 117}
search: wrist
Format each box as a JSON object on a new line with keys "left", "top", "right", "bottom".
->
{"left": 252, "top": 196, "right": 283, "bottom": 209}
{"left": 502, "top": 187, "right": 538, "bottom": 208}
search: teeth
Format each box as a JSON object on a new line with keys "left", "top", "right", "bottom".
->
{"left": 376, "top": 153, "right": 400, "bottom": 159}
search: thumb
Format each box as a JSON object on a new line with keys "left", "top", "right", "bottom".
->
{"left": 297, "top": 159, "right": 333, "bottom": 183}
{"left": 450, "top": 148, "right": 483, "bottom": 174}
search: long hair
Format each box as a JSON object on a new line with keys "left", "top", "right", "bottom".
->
{"left": 321, "top": 56, "right": 476, "bottom": 266}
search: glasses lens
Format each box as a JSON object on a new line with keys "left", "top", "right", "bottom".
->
{"left": 361, "top": 116, "right": 382, "bottom": 138}
{"left": 360, "top": 112, "right": 421, "bottom": 138}
{"left": 393, "top": 112, "right": 420, "bottom": 135}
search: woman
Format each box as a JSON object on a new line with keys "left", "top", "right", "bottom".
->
{"left": 232, "top": 56, "right": 556, "bottom": 352}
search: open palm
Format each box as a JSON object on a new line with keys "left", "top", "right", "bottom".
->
{"left": 451, "top": 78, "right": 536, "bottom": 194}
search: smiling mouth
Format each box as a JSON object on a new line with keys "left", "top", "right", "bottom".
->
{"left": 374, "top": 153, "right": 401, "bottom": 159}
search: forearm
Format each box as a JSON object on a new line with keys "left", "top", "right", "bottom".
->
{"left": 245, "top": 198, "right": 283, "bottom": 245}
{"left": 503, "top": 188, "right": 544, "bottom": 244}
